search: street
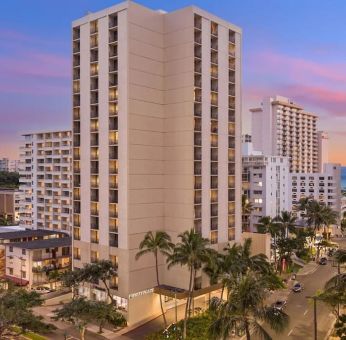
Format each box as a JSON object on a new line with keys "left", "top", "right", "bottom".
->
{"left": 263, "top": 237, "right": 346, "bottom": 340}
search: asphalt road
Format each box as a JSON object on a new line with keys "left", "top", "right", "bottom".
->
{"left": 263, "top": 237, "right": 346, "bottom": 340}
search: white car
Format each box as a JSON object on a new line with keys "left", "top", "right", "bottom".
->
{"left": 32, "top": 286, "right": 51, "bottom": 294}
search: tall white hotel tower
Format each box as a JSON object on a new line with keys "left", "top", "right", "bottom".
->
{"left": 72, "top": 1, "right": 242, "bottom": 325}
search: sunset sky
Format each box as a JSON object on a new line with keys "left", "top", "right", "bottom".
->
{"left": 0, "top": 0, "right": 346, "bottom": 164}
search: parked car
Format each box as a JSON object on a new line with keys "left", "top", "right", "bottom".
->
{"left": 319, "top": 257, "right": 328, "bottom": 265}
{"left": 32, "top": 286, "right": 51, "bottom": 294}
{"left": 272, "top": 300, "right": 287, "bottom": 311}
{"left": 292, "top": 282, "right": 303, "bottom": 293}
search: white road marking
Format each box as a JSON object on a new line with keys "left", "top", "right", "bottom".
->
{"left": 287, "top": 328, "right": 294, "bottom": 336}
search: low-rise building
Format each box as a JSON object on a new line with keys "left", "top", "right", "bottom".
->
{"left": 0, "top": 189, "right": 20, "bottom": 224}
{"left": 0, "top": 228, "right": 69, "bottom": 282}
{"left": 5, "top": 237, "right": 71, "bottom": 288}
{"left": 289, "top": 163, "right": 341, "bottom": 220}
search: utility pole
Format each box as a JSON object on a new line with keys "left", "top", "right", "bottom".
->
{"left": 306, "top": 295, "right": 318, "bottom": 340}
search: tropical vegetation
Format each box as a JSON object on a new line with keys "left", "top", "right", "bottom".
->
{"left": 136, "top": 230, "right": 289, "bottom": 340}
{"left": 0, "top": 287, "right": 56, "bottom": 338}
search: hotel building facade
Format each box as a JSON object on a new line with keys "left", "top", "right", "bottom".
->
{"left": 289, "top": 163, "right": 341, "bottom": 220}
{"left": 251, "top": 96, "right": 319, "bottom": 173}
{"left": 72, "top": 1, "right": 242, "bottom": 325}
{"left": 19, "top": 131, "right": 72, "bottom": 233}
{"left": 242, "top": 138, "right": 290, "bottom": 232}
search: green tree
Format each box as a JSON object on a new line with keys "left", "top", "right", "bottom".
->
{"left": 60, "top": 269, "right": 85, "bottom": 299}
{"left": 82, "top": 260, "right": 118, "bottom": 304}
{"left": 167, "top": 229, "right": 210, "bottom": 339}
{"left": 242, "top": 195, "right": 254, "bottom": 232}
{"left": 257, "top": 216, "right": 280, "bottom": 270}
{"left": 48, "top": 270, "right": 60, "bottom": 290}
{"left": 0, "top": 288, "right": 54, "bottom": 337}
{"left": 90, "top": 300, "right": 126, "bottom": 333}
{"left": 275, "top": 211, "right": 297, "bottom": 238}
{"left": 0, "top": 171, "right": 19, "bottom": 189}
{"left": 54, "top": 298, "right": 93, "bottom": 340}
{"left": 135, "top": 231, "right": 174, "bottom": 328}
{"left": 209, "top": 272, "right": 289, "bottom": 340}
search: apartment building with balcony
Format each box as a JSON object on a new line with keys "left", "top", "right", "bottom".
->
{"left": 242, "top": 140, "right": 290, "bottom": 232}
{"left": 72, "top": 1, "right": 242, "bottom": 325}
{"left": 0, "top": 226, "right": 71, "bottom": 286}
{"left": 289, "top": 163, "right": 341, "bottom": 221}
{"left": 251, "top": 96, "right": 319, "bottom": 173}
{"left": 19, "top": 131, "right": 72, "bottom": 233}
{"left": 317, "top": 131, "right": 329, "bottom": 172}
{"left": 5, "top": 236, "right": 71, "bottom": 288}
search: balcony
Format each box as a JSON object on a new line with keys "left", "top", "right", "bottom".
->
{"left": 90, "top": 49, "right": 98, "bottom": 63}
{"left": 211, "top": 120, "right": 218, "bottom": 134}
{"left": 91, "top": 175, "right": 99, "bottom": 188}
{"left": 194, "top": 59, "right": 202, "bottom": 74}
{"left": 109, "top": 59, "right": 118, "bottom": 73}
{"left": 90, "top": 63, "right": 98, "bottom": 76}
{"left": 90, "top": 77, "right": 98, "bottom": 91}
{"left": 91, "top": 230, "right": 99, "bottom": 244}
{"left": 90, "top": 35, "right": 98, "bottom": 49}
{"left": 73, "top": 55, "right": 80, "bottom": 67}
{"left": 194, "top": 176, "right": 202, "bottom": 190}
{"left": 211, "top": 163, "right": 218, "bottom": 175}
{"left": 228, "top": 163, "right": 235, "bottom": 175}
{"left": 194, "top": 29, "right": 202, "bottom": 44}
{"left": 194, "top": 206, "right": 202, "bottom": 219}
{"left": 109, "top": 204, "right": 118, "bottom": 218}
{"left": 228, "top": 189, "right": 235, "bottom": 202}
{"left": 109, "top": 175, "right": 118, "bottom": 189}
{"left": 90, "top": 119, "right": 99, "bottom": 132}
{"left": 73, "top": 27, "right": 80, "bottom": 40}
{"left": 194, "top": 103, "right": 202, "bottom": 117}
{"left": 91, "top": 133, "right": 99, "bottom": 146}
{"left": 211, "top": 65, "right": 218, "bottom": 78}
{"left": 109, "top": 14, "right": 118, "bottom": 29}
{"left": 194, "top": 88, "right": 202, "bottom": 103}
{"left": 211, "top": 50, "right": 218, "bottom": 64}
{"left": 109, "top": 146, "right": 118, "bottom": 160}
{"left": 229, "top": 43, "right": 236, "bottom": 57}
{"left": 211, "top": 148, "right": 218, "bottom": 162}
{"left": 73, "top": 95, "right": 80, "bottom": 108}
{"left": 73, "top": 121, "right": 80, "bottom": 134}
{"left": 109, "top": 233, "right": 118, "bottom": 248}
{"left": 194, "top": 15, "right": 202, "bottom": 30}
{"left": 109, "top": 30, "right": 118, "bottom": 44}
{"left": 109, "top": 117, "right": 118, "bottom": 131}
{"left": 109, "top": 44, "right": 117, "bottom": 58}
{"left": 109, "top": 131, "right": 118, "bottom": 145}
{"left": 90, "top": 20, "right": 98, "bottom": 35}
{"left": 109, "top": 160, "right": 118, "bottom": 174}
{"left": 194, "top": 161, "right": 201, "bottom": 175}
{"left": 73, "top": 40, "right": 80, "bottom": 54}
{"left": 109, "top": 88, "right": 118, "bottom": 102}
{"left": 194, "top": 190, "right": 202, "bottom": 204}
{"left": 110, "top": 103, "right": 118, "bottom": 116}
{"left": 91, "top": 105, "right": 98, "bottom": 118}
{"left": 211, "top": 134, "right": 218, "bottom": 147}
{"left": 110, "top": 190, "right": 118, "bottom": 204}
{"left": 229, "top": 30, "right": 235, "bottom": 44}
{"left": 109, "top": 218, "right": 118, "bottom": 233}
{"left": 91, "top": 189, "right": 99, "bottom": 202}
{"left": 211, "top": 36, "right": 218, "bottom": 50}
{"left": 109, "top": 73, "right": 118, "bottom": 87}
{"left": 90, "top": 161, "right": 99, "bottom": 175}
{"left": 194, "top": 44, "right": 202, "bottom": 58}
{"left": 194, "top": 147, "right": 202, "bottom": 161}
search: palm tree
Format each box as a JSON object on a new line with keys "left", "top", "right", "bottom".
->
{"left": 275, "top": 211, "right": 297, "bottom": 238}
{"left": 242, "top": 195, "right": 254, "bottom": 232}
{"left": 221, "top": 239, "right": 271, "bottom": 298}
{"left": 167, "top": 229, "right": 210, "bottom": 339}
{"left": 203, "top": 249, "right": 224, "bottom": 304}
{"left": 209, "top": 272, "right": 289, "bottom": 340}
{"left": 320, "top": 205, "right": 338, "bottom": 239}
{"left": 257, "top": 216, "right": 280, "bottom": 269}
{"left": 135, "top": 231, "right": 174, "bottom": 328}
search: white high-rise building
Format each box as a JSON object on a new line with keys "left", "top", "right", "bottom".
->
{"left": 250, "top": 96, "right": 318, "bottom": 173}
{"left": 289, "top": 163, "right": 341, "bottom": 220}
{"left": 242, "top": 140, "right": 290, "bottom": 232}
{"left": 317, "top": 131, "right": 329, "bottom": 172}
{"left": 72, "top": 1, "right": 242, "bottom": 325}
{"left": 19, "top": 131, "right": 72, "bottom": 233}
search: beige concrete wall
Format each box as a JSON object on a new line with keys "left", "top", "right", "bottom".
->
{"left": 242, "top": 232, "right": 271, "bottom": 260}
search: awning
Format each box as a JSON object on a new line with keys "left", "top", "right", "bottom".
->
{"left": 154, "top": 283, "right": 222, "bottom": 300}
{"left": 4, "top": 275, "right": 29, "bottom": 286}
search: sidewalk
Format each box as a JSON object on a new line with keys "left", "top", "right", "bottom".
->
{"left": 297, "top": 261, "right": 319, "bottom": 276}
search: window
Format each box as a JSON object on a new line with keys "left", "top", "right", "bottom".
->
{"left": 46, "top": 248, "right": 50, "bottom": 253}
{"left": 73, "top": 247, "right": 81, "bottom": 260}
{"left": 22, "top": 249, "right": 26, "bottom": 255}
{"left": 9, "top": 268, "right": 13, "bottom": 275}
{"left": 9, "top": 246, "right": 13, "bottom": 252}
{"left": 22, "top": 271, "right": 26, "bottom": 279}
